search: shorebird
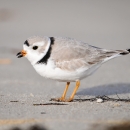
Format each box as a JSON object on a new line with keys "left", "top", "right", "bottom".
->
{"left": 17, "top": 36, "right": 130, "bottom": 102}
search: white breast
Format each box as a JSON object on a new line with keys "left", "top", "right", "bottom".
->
{"left": 32, "top": 59, "right": 101, "bottom": 82}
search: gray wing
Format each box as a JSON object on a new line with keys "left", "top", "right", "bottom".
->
{"left": 50, "top": 37, "right": 119, "bottom": 71}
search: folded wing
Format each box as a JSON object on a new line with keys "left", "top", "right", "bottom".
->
{"left": 50, "top": 37, "right": 122, "bottom": 71}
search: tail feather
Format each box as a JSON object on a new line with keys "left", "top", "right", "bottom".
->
{"left": 127, "top": 49, "right": 130, "bottom": 52}
{"left": 119, "top": 49, "right": 130, "bottom": 55}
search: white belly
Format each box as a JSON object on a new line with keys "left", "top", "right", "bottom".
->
{"left": 33, "top": 61, "right": 101, "bottom": 82}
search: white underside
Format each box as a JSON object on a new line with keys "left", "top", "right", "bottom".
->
{"left": 33, "top": 59, "right": 101, "bottom": 82}
{"left": 32, "top": 54, "right": 121, "bottom": 82}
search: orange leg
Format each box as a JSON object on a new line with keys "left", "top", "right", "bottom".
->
{"left": 60, "top": 82, "right": 70, "bottom": 101}
{"left": 51, "top": 82, "right": 70, "bottom": 102}
{"left": 66, "top": 81, "right": 80, "bottom": 102}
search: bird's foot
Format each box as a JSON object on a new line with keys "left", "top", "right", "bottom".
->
{"left": 50, "top": 97, "right": 65, "bottom": 102}
{"left": 64, "top": 98, "right": 73, "bottom": 102}
{"left": 50, "top": 97, "right": 73, "bottom": 102}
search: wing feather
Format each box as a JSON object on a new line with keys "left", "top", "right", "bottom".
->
{"left": 50, "top": 37, "right": 117, "bottom": 71}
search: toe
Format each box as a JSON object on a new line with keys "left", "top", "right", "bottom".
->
{"left": 65, "top": 98, "right": 73, "bottom": 102}
{"left": 50, "top": 98, "right": 65, "bottom": 102}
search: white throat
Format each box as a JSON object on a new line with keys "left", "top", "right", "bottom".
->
{"left": 23, "top": 38, "right": 51, "bottom": 65}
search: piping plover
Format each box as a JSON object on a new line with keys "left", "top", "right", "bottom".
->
{"left": 17, "top": 36, "right": 130, "bottom": 102}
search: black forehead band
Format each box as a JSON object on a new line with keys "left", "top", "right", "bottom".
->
{"left": 24, "top": 40, "right": 29, "bottom": 46}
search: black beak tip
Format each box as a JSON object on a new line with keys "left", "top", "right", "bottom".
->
{"left": 17, "top": 55, "right": 23, "bottom": 58}
{"left": 16, "top": 52, "right": 21, "bottom": 56}
{"left": 16, "top": 52, "right": 23, "bottom": 58}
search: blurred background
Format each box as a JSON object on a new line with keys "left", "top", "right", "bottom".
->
{"left": 0, "top": 0, "right": 130, "bottom": 48}
{"left": 0, "top": 1, "right": 130, "bottom": 130}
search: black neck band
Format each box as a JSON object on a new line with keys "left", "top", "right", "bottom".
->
{"left": 37, "top": 37, "right": 55, "bottom": 64}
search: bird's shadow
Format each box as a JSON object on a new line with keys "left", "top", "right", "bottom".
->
{"left": 77, "top": 83, "right": 130, "bottom": 96}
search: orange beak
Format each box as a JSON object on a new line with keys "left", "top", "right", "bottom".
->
{"left": 16, "top": 50, "right": 27, "bottom": 58}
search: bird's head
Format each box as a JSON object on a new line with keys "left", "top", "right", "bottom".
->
{"left": 16, "top": 36, "right": 51, "bottom": 65}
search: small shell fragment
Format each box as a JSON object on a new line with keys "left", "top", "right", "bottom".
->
{"left": 96, "top": 98, "right": 103, "bottom": 103}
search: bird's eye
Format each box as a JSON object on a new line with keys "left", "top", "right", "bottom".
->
{"left": 32, "top": 46, "right": 38, "bottom": 50}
